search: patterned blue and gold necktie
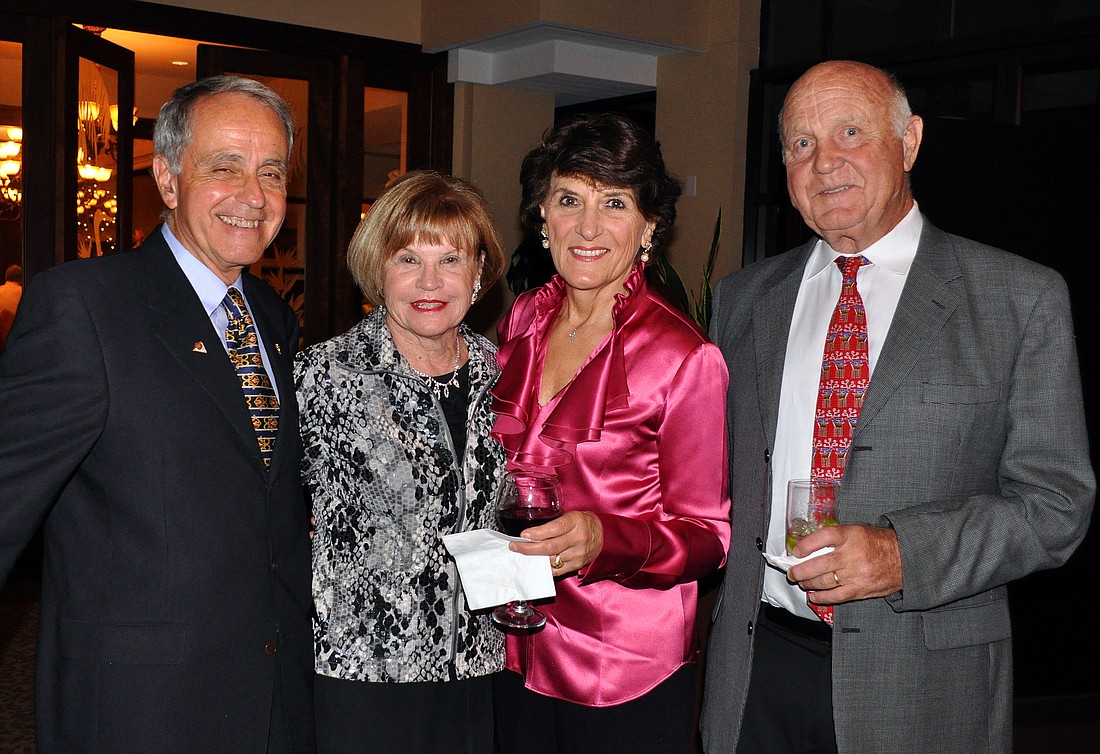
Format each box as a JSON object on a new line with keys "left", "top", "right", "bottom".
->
{"left": 223, "top": 287, "right": 279, "bottom": 467}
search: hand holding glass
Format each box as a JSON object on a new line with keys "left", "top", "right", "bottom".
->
{"left": 785, "top": 479, "right": 840, "bottom": 555}
{"left": 492, "top": 472, "right": 563, "bottom": 630}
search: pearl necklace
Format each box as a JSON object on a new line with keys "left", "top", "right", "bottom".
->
{"left": 409, "top": 334, "right": 462, "bottom": 398}
{"left": 566, "top": 310, "right": 613, "bottom": 342}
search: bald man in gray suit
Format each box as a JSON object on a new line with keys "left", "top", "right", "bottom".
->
{"left": 701, "top": 60, "right": 1094, "bottom": 753}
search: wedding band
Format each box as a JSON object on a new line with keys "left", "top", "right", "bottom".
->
{"left": 833, "top": 571, "right": 841, "bottom": 586}
{"left": 552, "top": 555, "right": 564, "bottom": 569}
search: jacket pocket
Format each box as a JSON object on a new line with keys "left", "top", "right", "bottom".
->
{"left": 60, "top": 621, "right": 187, "bottom": 664}
{"left": 921, "top": 593, "right": 1011, "bottom": 650}
{"left": 921, "top": 381, "right": 1001, "bottom": 405}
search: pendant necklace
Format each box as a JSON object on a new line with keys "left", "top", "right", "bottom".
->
{"left": 567, "top": 310, "right": 613, "bottom": 342}
{"left": 409, "top": 334, "right": 462, "bottom": 398}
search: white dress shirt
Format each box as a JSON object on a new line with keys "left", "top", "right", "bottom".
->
{"left": 763, "top": 204, "right": 923, "bottom": 618}
{"left": 162, "top": 224, "right": 281, "bottom": 401}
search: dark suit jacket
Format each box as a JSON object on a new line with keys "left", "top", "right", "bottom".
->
{"left": 701, "top": 221, "right": 1095, "bottom": 753}
{"left": 0, "top": 230, "right": 315, "bottom": 753}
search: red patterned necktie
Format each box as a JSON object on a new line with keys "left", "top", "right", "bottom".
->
{"left": 224, "top": 287, "right": 280, "bottom": 468}
{"left": 809, "top": 255, "right": 870, "bottom": 624}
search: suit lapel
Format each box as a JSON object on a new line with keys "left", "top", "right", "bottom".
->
{"left": 753, "top": 242, "right": 814, "bottom": 447}
{"left": 854, "top": 222, "right": 962, "bottom": 436}
{"left": 140, "top": 233, "right": 268, "bottom": 472}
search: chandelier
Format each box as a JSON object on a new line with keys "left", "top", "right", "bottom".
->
{"left": 0, "top": 126, "right": 21, "bottom": 222}
{"left": 0, "top": 64, "right": 130, "bottom": 252}
{"left": 76, "top": 60, "right": 122, "bottom": 257}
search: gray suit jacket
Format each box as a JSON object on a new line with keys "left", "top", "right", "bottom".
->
{"left": 701, "top": 220, "right": 1094, "bottom": 753}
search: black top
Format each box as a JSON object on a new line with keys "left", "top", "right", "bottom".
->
{"left": 439, "top": 362, "right": 471, "bottom": 461}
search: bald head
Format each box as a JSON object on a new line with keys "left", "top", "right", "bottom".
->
{"left": 778, "top": 60, "right": 923, "bottom": 253}
{"left": 779, "top": 61, "right": 912, "bottom": 150}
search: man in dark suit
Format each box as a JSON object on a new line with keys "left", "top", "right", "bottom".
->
{"left": 701, "top": 60, "right": 1094, "bottom": 753}
{"left": 0, "top": 76, "right": 314, "bottom": 753}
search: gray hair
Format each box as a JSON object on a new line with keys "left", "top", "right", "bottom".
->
{"left": 884, "top": 79, "right": 913, "bottom": 137}
{"left": 153, "top": 75, "right": 295, "bottom": 173}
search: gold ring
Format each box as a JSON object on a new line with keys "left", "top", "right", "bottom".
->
{"left": 833, "top": 571, "right": 841, "bottom": 586}
{"left": 552, "top": 555, "right": 564, "bottom": 569}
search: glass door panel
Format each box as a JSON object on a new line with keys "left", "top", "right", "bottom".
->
{"left": 67, "top": 26, "right": 133, "bottom": 259}
{"left": 76, "top": 58, "right": 119, "bottom": 257}
{"left": 0, "top": 40, "right": 23, "bottom": 256}
{"left": 255, "top": 76, "right": 307, "bottom": 335}
{"left": 362, "top": 86, "right": 407, "bottom": 203}
{"left": 197, "top": 44, "right": 334, "bottom": 344}
{"left": 0, "top": 38, "right": 22, "bottom": 354}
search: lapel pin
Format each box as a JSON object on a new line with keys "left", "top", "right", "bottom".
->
{"left": 192, "top": 341, "right": 207, "bottom": 353}
{"left": 274, "top": 343, "right": 282, "bottom": 355}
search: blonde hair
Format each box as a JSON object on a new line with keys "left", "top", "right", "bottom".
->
{"left": 348, "top": 171, "right": 507, "bottom": 306}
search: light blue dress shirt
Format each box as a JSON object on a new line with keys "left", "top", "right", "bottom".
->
{"left": 160, "top": 224, "right": 281, "bottom": 401}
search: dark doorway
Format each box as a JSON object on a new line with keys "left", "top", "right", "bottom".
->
{"left": 912, "top": 112, "right": 1100, "bottom": 698}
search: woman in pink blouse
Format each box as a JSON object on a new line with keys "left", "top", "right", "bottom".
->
{"left": 491, "top": 113, "right": 732, "bottom": 753}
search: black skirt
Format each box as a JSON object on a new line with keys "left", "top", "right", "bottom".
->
{"left": 314, "top": 671, "right": 498, "bottom": 754}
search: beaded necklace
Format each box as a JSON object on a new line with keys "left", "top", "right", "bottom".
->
{"left": 409, "top": 333, "right": 462, "bottom": 398}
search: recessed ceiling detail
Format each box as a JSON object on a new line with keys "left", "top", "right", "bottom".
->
{"left": 434, "top": 23, "right": 696, "bottom": 106}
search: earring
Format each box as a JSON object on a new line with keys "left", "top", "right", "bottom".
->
{"left": 540, "top": 226, "right": 550, "bottom": 249}
{"left": 471, "top": 280, "right": 481, "bottom": 304}
{"left": 640, "top": 240, "right": 653, "bottom": 264}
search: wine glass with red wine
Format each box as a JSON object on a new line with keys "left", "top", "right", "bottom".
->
{"left": 492, "top": 472, "right": 563, "bottom": 630}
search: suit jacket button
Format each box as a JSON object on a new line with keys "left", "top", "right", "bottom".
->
{"left": 264, "top": 641, "right": 277, "bottom": 656}
{"left": 747, "top": 622, "right": 754, "bottom": 635}
{"left": 764, "top": 449, "right": 770, "bottom": 463}
{"left": 271, "top": 559, "right": 279, "bottom": 572}
{"left": 755, "top": 537, "right": 764, "bottom": 551}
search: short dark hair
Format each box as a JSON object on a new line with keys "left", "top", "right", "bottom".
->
{"left": 519, "top": 113, "right": 681, "bottom": 253}
{"left": 5, "top": 264, "right": 21, "bottom": 284}
{"left": 154, "top": 76, "right": 295, "bottom": 173}
{"left": 347, "top": 171, "right": 507, "bottom": 307}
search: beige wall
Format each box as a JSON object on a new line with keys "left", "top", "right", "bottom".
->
{"left": 422, "top": 0, "right": 540, "bottom": 49}
{"left": 145, "top": 0, "right": 422, "bottom": 44}
{"left": 657, "top": 0, "right": 760, "bottom": 288}
{"left": 422, "top": 0, "right": 707, "bottom": 51}
{"left": 452, "top": 83, "right": 555, "bottom": 335}
{"left": 540, "top": 0, "right": 708, "bottom": 49}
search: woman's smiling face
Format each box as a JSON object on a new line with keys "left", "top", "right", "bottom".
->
{"left": 541, "top": 173, "right": 654, "bottom": 296}
{"left": 382, "top": 236, "right": 481, "bottom": 346}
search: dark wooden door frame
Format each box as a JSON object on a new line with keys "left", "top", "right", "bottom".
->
{"left": 4, "top": 0, "right": 451, "bottom": 343}
{"left": 65, "top": 25, "right": 134, "bottom": 261}
{"left": 197, "top": 44, "right": 340, "bottom": 347}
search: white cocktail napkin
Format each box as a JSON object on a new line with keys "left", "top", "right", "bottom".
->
{"left": 443, "top": 529, "right": 557, "bottom": 610}
{"left": 762, "top": 546, "right": 835, "bottom": 573}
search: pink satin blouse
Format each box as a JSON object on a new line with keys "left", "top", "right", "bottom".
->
{"left": 491, "top": 267, "right": 732, "bottom": 706}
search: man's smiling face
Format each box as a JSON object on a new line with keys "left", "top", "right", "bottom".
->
{"left": 154, "top": 91, "right": 289, "bottom": 285}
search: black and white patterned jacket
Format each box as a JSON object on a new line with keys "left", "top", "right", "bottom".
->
{"left": 294, "top": 307, "right": 505, "bottom": 683}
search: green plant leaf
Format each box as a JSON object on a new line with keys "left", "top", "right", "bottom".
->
{"left": 695, "top": 207, "right": 722, "bottom": 330}
{"left": 649, "top": 255, "right": 691, "bottom": 315}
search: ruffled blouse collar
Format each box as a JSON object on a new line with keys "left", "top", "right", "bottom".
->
{"left": 491, "top": 264, "right": 648, "bottom": 470}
